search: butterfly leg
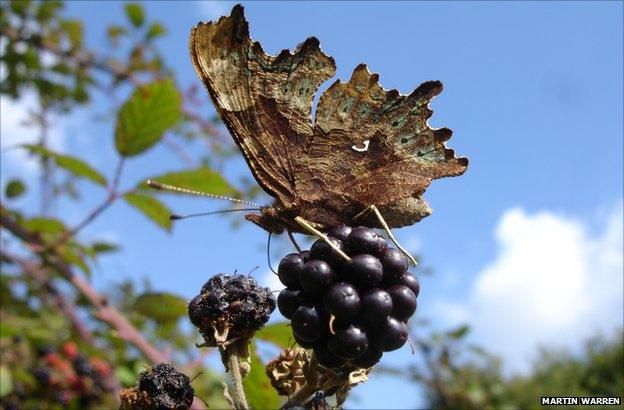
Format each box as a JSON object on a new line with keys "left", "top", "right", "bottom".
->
{"left": 294, "top": 217, "right": 351, "bottom": 262}
{"left": 353, "top": 205, "right": 418, "bottom": 266}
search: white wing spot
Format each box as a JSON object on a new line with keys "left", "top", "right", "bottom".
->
{"left": 352, "top": 140, "right": 370, "bottom": 152}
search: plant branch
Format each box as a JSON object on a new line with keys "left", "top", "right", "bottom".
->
{"left": 225, "top": 345, "right": 249, "bottom": 410}
{"left": 0, "top": 207, "right": 169, "bottom": 364}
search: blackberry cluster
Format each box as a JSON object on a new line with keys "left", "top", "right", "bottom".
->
{"left": 188, "top": 274, "right": 276, "bottom": 346}
{"left": 2, "top": 342, "right": 113, "bottom": 409}
{"left": 119, "top": 363, "right": 194, "bottom": 410}
{"left": 277, "top": 226, "right": 419, "bottom": 370}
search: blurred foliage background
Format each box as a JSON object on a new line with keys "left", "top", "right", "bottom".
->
{"left": 0, "top": 1, "right": 622, "bottom": 409}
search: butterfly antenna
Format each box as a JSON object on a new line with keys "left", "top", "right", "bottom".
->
{"left": 147, "top": 180, "right": 263, "bottom": 208}
{"left": 170, "top": 208, "right": 260, "bottom": 220}
{"left": 267, "top": 232, "right": 277, "bottom": 275}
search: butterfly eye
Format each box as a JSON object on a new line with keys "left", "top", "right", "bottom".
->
{"left": 352, "top": 140, "right": 370, "bottom": 152}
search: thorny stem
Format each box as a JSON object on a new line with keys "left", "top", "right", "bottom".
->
{"left": 225, "top": 346, "right": 249, "bottom": 410}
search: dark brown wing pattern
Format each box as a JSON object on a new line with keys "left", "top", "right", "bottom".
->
{"left": 190, "top": 4, "right": 336, "bottom": 206}
{"left": 190, "top": 5, "right": 468, "bottom": 229}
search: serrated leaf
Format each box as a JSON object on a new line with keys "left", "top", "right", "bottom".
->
{"left": 124, "top": 193, "right": 172, "bottom": 230}
{"left": 255, "top": 322, "right": 292, "bottom": 349}
{"left": 23, "top": 145, "right": 106, "bottom": 186}
{"left": 133, "top": 292, "right": 187, "bottom": 321}
{"left": 144, "top": 168, "right": 236, "bottom": 196}
{"left": 146, "top": 22, "right": 166, "bottom": 40}
{"left": 5, "top": 179, "right": 25, "bottom": 199}
{"left": 115, "top": 79, "right": 181, "bottom": 156}
{"left": 0, "top": 365, "right": 12, "bottom": 397}
{"left": 244, "top": 344, "right": 282, "bottom": 409}
{"left": 125, "top": 3, "right": 145, "bottom": 27}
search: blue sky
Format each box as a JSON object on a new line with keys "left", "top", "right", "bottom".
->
{"left": 1, "top": 1, "right": 622, "bottom": 408}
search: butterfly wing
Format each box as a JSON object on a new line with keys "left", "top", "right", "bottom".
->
{"left": 297, "top": 64, "right": 468, "bottom": 225}
{"left": 190, "top": 5, "right": 336, "bottom": 205}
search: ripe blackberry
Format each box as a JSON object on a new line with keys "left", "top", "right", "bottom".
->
{"left": 313, "top": 344, "right": 345, "bottom": 369}
{"left": 346, "top": 226, "right": 387, "bottom": 257}
{"left": 400, "top": 273, "right": 420, "bottom": 297}
{"left": 361, "top": 289, "right": 393, "bottom": 325}
{"left": 345, "top": 254, "right": 383, "bottom": 289}
{"left": 386, "top": 285, "right": 417, "bottom": 321}
{"left": 310, "top": 237, "right": 346, "bottom": 268}
{"left": 381, "top": 248, "right": 409, "bottom": 281}
{"left": 125, "top": 362, "right": 195, "bottom": 410}
{"left": 291, "top": 305, "right": 323, "bottom": 343}
{"left": 278, "top": 253, "right": 305, "bottom": 289}
{"left": 299, "top": 260, "right": 335, "bottom": 294}
{"left": 327, "top": 225, "right": 352, "bottom": 243}
{"left": 277, "top": 288, "right": 305, "bottom": 319}
{"left": 324, "top": 282, "right": 360, "bottom": 320}
{"left": 370, "top": 317, "right": 408, "bottom": 352}
{"left": 352, "top": 346, "right": 383, "bottom": 369}
{"left": 327, "top": 325, "right": 368, "bottom": 360}
{"left": 188, "top": 273, "right": 275, "bottom": 346}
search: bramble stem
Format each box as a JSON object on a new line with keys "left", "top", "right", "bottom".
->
{"left": 226, "top": 347, "right": 249, "bottom": 410}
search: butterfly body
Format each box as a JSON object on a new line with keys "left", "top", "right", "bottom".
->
{"left": 190, "top": 5, "right": 468, "bottom": 235}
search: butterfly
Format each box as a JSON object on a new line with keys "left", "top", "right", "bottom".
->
{"left": 177, "top": 5, "right": 467, "bottom": 254}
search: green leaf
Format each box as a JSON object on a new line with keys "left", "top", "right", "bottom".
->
{"left": 146, "top": 22, "right": 166, "bottom": 40}
{"left": 125, "top": 3, "right": 145, "bottom": 27}
{"left": 115, "top": 79, "right": 181, "bottom": 156}
{"left": 144, "top": 168, "right": 236, "bottom": 196}
{"left": 5, "top": 179, "right": 25, "bottom": 199}
{"left": 447, "top": 324, "right": 470, "bottom": 340}
{"left": 133, "top": 292, "right": 187, "bottom": 321}
{"left": 255, "top": 323, "right": 292, "bottom": 349}
{"left": 244, "top": 344, "right": 282, "bottom": 409}
{"left": 0, "top": 365, "right": 12, "bottom": 397}
{"left": 91, "top": 241, "right": 120, "bottom": 254}
{"left": 107, "top": 24, "right": 128, "bottom": 40}
{"left": 24, "top": 217, "right": 66, "bottom": 235}
{"left": 59, "top": 19, "right": 83, "bottom": 47}
{"left": 124, "top": 193, "right": 172, "bottom": 230}
{"left": 115, "top": 366, "right": 136, "bottom": 387}
{"left": 23, "top": 145, "right": 106, "bottom": 186}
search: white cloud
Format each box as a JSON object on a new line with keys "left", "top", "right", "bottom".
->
{"left": 436, "top": 203, "right": 623, "bottom": 373}
{"left": 1, "top": 93, "right": 67, "bottom": 174}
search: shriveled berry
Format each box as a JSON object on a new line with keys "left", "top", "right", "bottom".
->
{"left": 387, "top": 285, "right": 417, "bottom": 321}
{"left": 400, "top": 273, "right": 420, "bottom": 297}
{"left": 361, "top": 289, "right": 393, "bottom": 324}
{"left": 371, "top": 317, "right": 408, "bottom": 351}
{"left": 328, "top": 325, "right": 368, "bottom": 359}
{"left": 346, "top": 226, "right": 387, "bottom": 257}
{"left": 327, "top": 225, "right": 353, "bottom": 243}
{"left": 187, "top": 295, "right": 204, "bottom": 327}
{"left": 381, "top": 248, "right": 409, "bottom": 281}
{"left": 324, "top": 282, "right": 360, "bottom": 319}
{"left": 299, "top": 260, "right": 335, "bottom": 294}
{"left": 291, "top": 306, "right": 322, "bottom": 343}
{"left": 345, "top": 254, "right": 383, "bottom": 289}
{"left": 313, "top": 344, "right": 346, "bottom": 369}
{"left": 137, "top": 363, "right": 194, "bottom": 410}
{"left": 351, "top": 346, "right": 383, "bottom": 368}
{"left": 278, "top": 288, "right": 304, "bottom": 319}
{"left": 278, "top": 253, "right": 305, "bottom": 289}
{"left": 310, "top": 237, "right": 346, "bottom": 268}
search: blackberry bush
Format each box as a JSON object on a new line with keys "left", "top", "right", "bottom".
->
{"left": 277, "top": 226, "right": 419, "bottom": 371}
